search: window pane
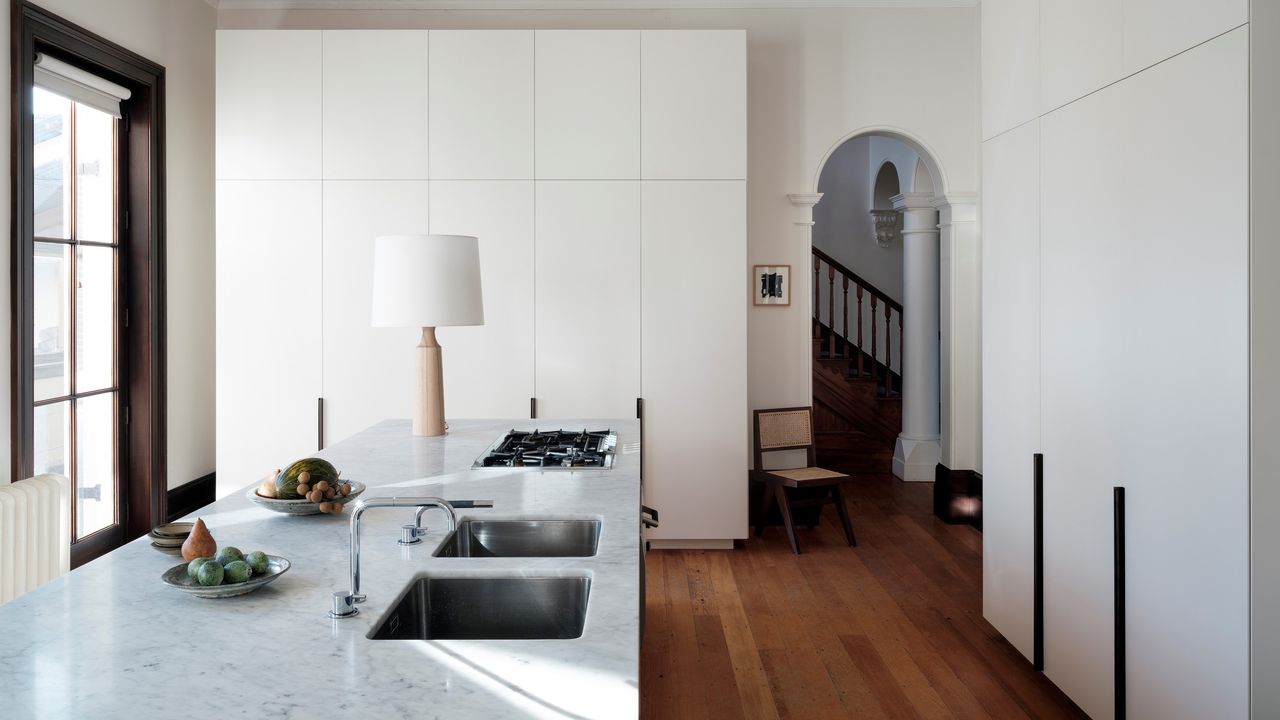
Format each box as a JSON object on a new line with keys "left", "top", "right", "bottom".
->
{"left": 33, "top": 400, "right": 69, "bottom": 478}
{"left": 33, "top": 242, "right": 70, "bottom": 400}
{"left": 76, "top": 246, "right": 115, "bottom": 392}
{"left": 76, "top": 393, "right": 116, "bottom": 539}
{"left": 74, "top": 103, "right": 115, "bottom": 243}
{"left": 32, "top": 87, "right": 71, "bottom": 240}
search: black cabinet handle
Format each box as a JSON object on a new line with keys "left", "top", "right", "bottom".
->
{"left": 641, "top": 504, "right": 659, "bottom": 528}
{"left": 1114, "top": 486, "right": 1126, "bottom": 720}
{"left": 530, "top": 397, "right": 537, "bottom": 419}
{"left": 1034, "top": 453, "right": 1044, "bottom": 671}
{"left": 317, "top": 397, "right": 325, "bottom": 451}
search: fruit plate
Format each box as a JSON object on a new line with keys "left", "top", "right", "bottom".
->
{"left": 161, "top": 555, "right": 291, "bottom": 599}
{"left": 245, "top": 481, "right": 365, "bottom": 515}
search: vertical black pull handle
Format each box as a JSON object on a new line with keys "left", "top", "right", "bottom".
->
{"left": 1114, "top": 486, "right": 1126, "bottom": 720}
{"left": 530, "top": 397, "right": 537, "bottom": 419}
{"left": 636, "top": 397, "right": 644, "bottom": 482}
{"left": 317, "top": 397, "right": 325, "bottom": 451}
{"left": 1033, "top": 453, "right": 1044, "bottom": 672}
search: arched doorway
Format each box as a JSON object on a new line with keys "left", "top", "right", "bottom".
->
{"left": 809, "top": 131, "right": 945, "bottom": 482}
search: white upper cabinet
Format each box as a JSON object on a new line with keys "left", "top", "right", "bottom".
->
{"left": 429, "top": 31, "right": 534, "bottom": 180}
{"left": 535, "top": 31, "right": 640, "bottom": 180}
{"left": 429, "top": 181, "right": 536, "bottom": 418}
{"left": 322, "top": 31, "right": 429, "bottom": 179}
{"left": 1122, "top": 0, "right": 1246, "bottom": 75}
{"left": 535, "top": 182, "right": 640, "bottom": 418}
{"left": 216, "top": 31, "right": 322, "bottom": 180}
{"left": 215, "top": 181, "right": 322, "bottom": 498}
{"left": 1039, "top": 0, "right": 1121, "bottom": 113}
{"left": 980, "top": 119, "right": 1040, "bottom": 664}
{"left": 981, "top": 0, "right": 1040, "bottom": 140}
{"left": 641, "top": 181, "right": 747, "bottom": 540}
{"left": 322, "top": 181, "right": 428, "bottom": 445}
{"left": 640, "top": 30, "right": 746, "bottom": 180}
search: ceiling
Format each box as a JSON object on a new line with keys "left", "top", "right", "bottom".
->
{"left": 210, "top": 0, "right": 978, "bottom": 10}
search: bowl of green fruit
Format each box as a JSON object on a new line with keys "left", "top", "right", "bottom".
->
{"left": 161, "top": 547, "right": 290, "bottom": 599}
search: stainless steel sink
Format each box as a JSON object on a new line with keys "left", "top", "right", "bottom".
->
{"left": 367, "top": 576, "right": 591, "bottom": 640}
{"left": 433, "top": 519, "right": 602, "bottom": 558}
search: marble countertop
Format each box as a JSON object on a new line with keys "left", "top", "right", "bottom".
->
{"left": 0, "top": 419, "right": 641, "bottom": 720}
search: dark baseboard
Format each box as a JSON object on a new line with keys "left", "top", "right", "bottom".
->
{"left": 166, "top": 472, "right": 216, "bottom": 523}
{"left": 934, "top": 464, "right": 982, "bottom": 530}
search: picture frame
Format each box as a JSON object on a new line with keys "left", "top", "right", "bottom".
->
{"left": 753, "top": 265, "right": 791, "bottom": 306}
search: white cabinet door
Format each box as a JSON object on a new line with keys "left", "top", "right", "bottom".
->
{"left": 1039, "top": 0, "right": 1122, "bottom": 113}
{"left": 428, "top": 31, "right": 534, "bottom": 180}
{"left": 215, "top": 181, "right": 321, "bottom": 498}
{"left": 981, "top": 0, "right": 1040, "bottom": 141}
{"left": 534, "top": 181, "right": 640, "bottom": 419}
{"left": 322, "top": 181, "right": 429, "bottom": 445}
{"left": 980, "top": 119, "right": 1040, "bottom": 664}
{"left": 428, "top": 181, "right": 535, "bottom": 418}
{"left": 216, "top": 31, "right": 321, "bottom": 180}
{"left": 535, "top": 31, "right": 639, "bottom": 180}
{"left": 1040, "top": 29, "right": 1248, "bottom": 720}
{"left": 641, "top": 181, "right": 747, "bottom": 541}
{"left": 322, "top": 31, "right": 429, "bottom": 180}
{"left": 1122, "top": 0, "right": 1246, "bottom": 75}
{"left": 640, "top": 31, "right": 746, "bottom": 181}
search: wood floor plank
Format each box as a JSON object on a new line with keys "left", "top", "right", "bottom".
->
{"left": 640, "top": 474, "right": 1086, "bottom": 720}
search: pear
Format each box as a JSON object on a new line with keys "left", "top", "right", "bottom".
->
{"left": 181, "top": 518, "right": 218, "bottom": 562}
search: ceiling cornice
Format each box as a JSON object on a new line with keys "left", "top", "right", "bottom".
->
{"left": 212, "top": 0, "right": 977, "bottom": 10}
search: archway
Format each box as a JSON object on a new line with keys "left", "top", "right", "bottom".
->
{"left": 808, "top": 130, "right": 945, "bottom": 482}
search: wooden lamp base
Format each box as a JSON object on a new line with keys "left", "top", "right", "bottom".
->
{"left": 414, "top": 327, "right": 446, "bottom": 436}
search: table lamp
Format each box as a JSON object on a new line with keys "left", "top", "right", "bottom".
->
{"left": 371, "top": 234, "right": 484, "bottom": 436}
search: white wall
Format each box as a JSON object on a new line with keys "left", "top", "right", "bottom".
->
{"left": 218, "top": 4, "right": 981, "bottom": 470}
{"left": 1251, "top": 0, "right": 1280, "bottom": 714}
{"left": 0, "top": 0, "right": 216, "bottom": 489}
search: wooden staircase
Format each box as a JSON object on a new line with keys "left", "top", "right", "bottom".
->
{"left": 811, "top": 248, "right": 902, "bottom": 475}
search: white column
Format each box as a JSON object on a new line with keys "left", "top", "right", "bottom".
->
{"left": 892, "top": 192, "right": 941, "bottom": 481}
{"left": 937, "top": 193, "right": 981, "bottom": 472}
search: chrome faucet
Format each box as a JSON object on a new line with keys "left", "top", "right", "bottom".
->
{"left": 329, "top": 495, "right": 456, "bottom": 619}
{"left": 400, "top": 499, "right": 495, "bottom": 545}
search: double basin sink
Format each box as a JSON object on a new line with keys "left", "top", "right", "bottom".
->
{"left": 369, "top": 519, "right": 601, "bottom": 641}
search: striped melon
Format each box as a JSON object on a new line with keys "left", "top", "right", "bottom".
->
{"left": 274, "top": 458, "right": 339, "bottom": 500}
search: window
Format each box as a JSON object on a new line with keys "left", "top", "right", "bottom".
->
{"left": 30, "top": 86, "right": 121, "bottom": 542}
{"left": 13, "top": 2, "right": 167, "bottom": 567}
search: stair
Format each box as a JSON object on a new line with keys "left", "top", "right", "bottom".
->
{"left": 809, "top": 250, "right": 903, "bottom": 477}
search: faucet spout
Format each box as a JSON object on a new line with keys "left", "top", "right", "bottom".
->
{"left": 330, "top": 496, "right": 456, "bottom": 618}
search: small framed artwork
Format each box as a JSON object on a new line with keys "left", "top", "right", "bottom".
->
{"left": 754, "top": 265, "right": 791, "bottom": 306}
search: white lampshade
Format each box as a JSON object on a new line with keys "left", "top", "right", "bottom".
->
{"left": 371, "top": 234, "right": 484, "bottom": 328}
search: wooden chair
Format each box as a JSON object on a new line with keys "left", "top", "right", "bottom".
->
{"left": 752, "top": 407, "right": 856, "bottom": 554}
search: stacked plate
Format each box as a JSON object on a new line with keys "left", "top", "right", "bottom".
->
{"left": 149, "top": 522, "right": 193, "bottom": 553}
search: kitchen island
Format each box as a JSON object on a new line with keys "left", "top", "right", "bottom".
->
{"left": 0, "top": 419, "right": 641, "bottom": 719}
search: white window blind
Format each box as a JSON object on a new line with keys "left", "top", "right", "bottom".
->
{"left": 34, "top": 53, "right": 131, "bottom": 118}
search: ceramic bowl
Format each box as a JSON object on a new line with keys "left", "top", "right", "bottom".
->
{"left": 161, "top": 555, "right": 291, "bottom": 598}
{"left": 245, "top": 481, "right": 364, "bottom": 516}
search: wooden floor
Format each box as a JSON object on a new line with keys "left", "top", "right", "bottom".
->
{"left": 640, "top": 474, "right": 1087, "bottom": 720}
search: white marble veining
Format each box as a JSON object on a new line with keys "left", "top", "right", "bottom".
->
{"left": 0, "top": 419, "right": 641, "bottom": 719}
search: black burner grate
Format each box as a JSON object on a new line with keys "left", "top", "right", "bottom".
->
{"left": 480, "top": 429, "right": 614, "bottom": 468}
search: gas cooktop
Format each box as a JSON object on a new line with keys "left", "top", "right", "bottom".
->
{"left": 473, "top": 429, "right": 617, "bottom": 469}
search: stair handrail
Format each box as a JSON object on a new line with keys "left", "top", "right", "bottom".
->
{"left": 811, "top": 247, "right": 902, "bottom": 313}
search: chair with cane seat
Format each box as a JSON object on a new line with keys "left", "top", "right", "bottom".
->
{"left": 752, "top": 407, "right": 856, "bottom": 554}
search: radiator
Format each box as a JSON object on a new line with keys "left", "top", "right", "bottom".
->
{"left": 0, "top": 474, "right": 71, "bottom": 604}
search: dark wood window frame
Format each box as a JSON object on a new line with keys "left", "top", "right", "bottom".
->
{"left": 11, "top": 1, "right": 166, "bottom": 565}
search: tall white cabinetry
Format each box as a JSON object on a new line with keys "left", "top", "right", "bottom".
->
{"left": 982, "top": 15, "right": 1249, "bottom": 719}
{"left": 216, "top": 29, "right": 747, "bottom": 544}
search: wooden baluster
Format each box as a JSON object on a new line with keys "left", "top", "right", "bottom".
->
{"left": 856, "top": 286, "right": 864, "bottom": 377}
{"left": 870, "top": 296, "right": 879, "bottom": 391}
{"left": 884, "top": 302, "right": 893, "bottom": 396}
{"left": 828, "top": 266, "right": 836, "bottom": 359}
{"left": 841, "top": 276, "right": 850, "bottom": 359}
{"left": 813, "top": 256, "right": 821, "bottom": 340}
{"left": 897, "top": 311, "right": 903, "bottom": 396}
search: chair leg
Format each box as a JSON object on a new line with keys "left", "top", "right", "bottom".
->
{"left": 754, "top": 479, "right": 775, "bottom": 537}
{"left": 774, "top": 482, "right": 801, "bottom": 554}
{"left": 831, "top": 483, "right": 857, "bottom": 547}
